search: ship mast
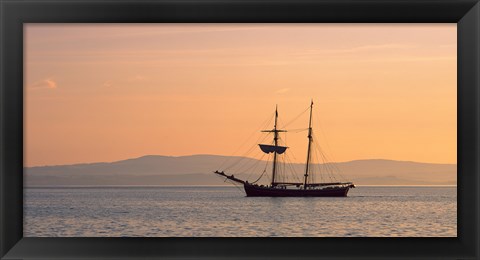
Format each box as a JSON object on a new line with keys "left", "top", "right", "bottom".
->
{"left": 258, "top": 105, "right": 288, "bottom": 187}
{"left": 303, "top": 100, "right": 314, "bottom": 189}
{"left": 271, "top": 105, "right": 279, "bottom": 187}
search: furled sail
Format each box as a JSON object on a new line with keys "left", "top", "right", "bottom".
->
{"left": 258, "top": 144, "right": 288, "bottom": 154}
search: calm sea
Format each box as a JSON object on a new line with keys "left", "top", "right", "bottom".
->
{"left": 24, "top": 186, "right": 456, "bottom": 237}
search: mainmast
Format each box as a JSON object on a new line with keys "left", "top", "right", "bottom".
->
{"left": 303, "top": 100, "right": 314, "bottom": 189}
{"left": 271, "top": 106, "right": 279, "bottom": 186}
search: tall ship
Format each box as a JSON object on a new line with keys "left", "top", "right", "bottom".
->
{"left": 214, "top": 100, "right": 355, "bottom": 197}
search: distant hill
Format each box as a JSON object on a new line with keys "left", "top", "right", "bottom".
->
{"left": 24, "top": 155, "right": 456, "bottom": 186}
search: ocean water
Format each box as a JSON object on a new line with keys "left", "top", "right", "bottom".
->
{"left": 24, "top": 186, "right": 456, "bottom": 237}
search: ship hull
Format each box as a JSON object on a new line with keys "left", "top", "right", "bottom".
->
{"left": 244, "top": 184, "right": 350, "bottom": 197}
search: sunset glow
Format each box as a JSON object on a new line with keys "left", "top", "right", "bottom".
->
{"left": 25, "top": 24, "right": 457, "bottom": 167}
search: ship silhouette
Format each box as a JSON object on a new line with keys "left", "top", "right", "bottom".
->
{"left": 215, "top": 100, "right": 355, "bottom": 197}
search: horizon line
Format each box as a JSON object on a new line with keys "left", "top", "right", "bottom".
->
{"left": 24, "top": 184, "right": 458, "bottom": 188}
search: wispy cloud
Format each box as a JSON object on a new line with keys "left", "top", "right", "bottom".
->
{"left": 26, "top": 25, "right": 267, "bottom": 45}
{"left": 340, "top": 44, "right": 413, "bottom": 53}
{"left": 297, "top": 44, "right": 414, "bottom": 56}
{"left": 102, "top": 75, "right": 147, "bottom": 88}
{"left": 28, "top": 78, "right": 57, "bottom": 89}
{"left": 275, "top": 88, "right": 290, "bottom": 94}
{"left": 127, "top": 75, "right": 147, "bottom": 82}
{"left": 103, "top": 80, "right": 113, "bottom": 87}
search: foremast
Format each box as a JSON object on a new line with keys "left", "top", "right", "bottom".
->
{"left": 271, "top": 106, "right": 279, "bottom": 186}
{"left": 303, "top": 100, "right": 314, "bottom": 189}
{"left": 259, "top": 105, "right": 287, "bottom": 187}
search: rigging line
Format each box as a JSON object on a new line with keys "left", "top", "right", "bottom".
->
{"left": 312, "top": 138, "right": 330, "bottom": 182}
{"left": 227, "top": 179, "right": 245, "bottom": 193}
{"left": 214, "top": 175, "right": 243, "bottom": 193}
{"left": 309, "top": 147, "right": 315, "bottom": 184}
{"left": 312, "top": 132, "right": 347, "bottom": 182}
{"left": 314, "top": 134, "right": 344, "bottom": 181}
{"left": 230, "top": 149, "right": 263, "bottom": 173}
{"left": 251, "top": 153, "right": 271, "bottom": 183}
{"left": 245, "top": 152, "right": 268, "bottom": 181}
{"left": 312, "top": 132, "right": 338, "bottom": 172}
{"left": 277, "top": 115, "right": 286, "bottom": 130}
{"left": 284, "top": 137, "right": 300, "bottom": 163}
{"left": 240, "top": 155, "right": 264, "bottom": 177}
{"left": 313, "top": 143, "right": 326, "bottom": 184}
{"left": 314, "top": 148, "right": 324, "bottom": 183}
{"left": 251, "top": 167, "right": 267, "bottom": 184}
{"left": 323, "top": 154, "right": 345, "bottom": 182}
{"left": 320, "top": 155, "right": 334, "bottom": 182}
{"left": 288, "top": 155, "right": 303, "bottom": 182}
{"left": 321, "top": 148, "right": 345, "bottom": 180}
{"left": 276, "top": 136, "right": 287, "bottom": 148}
{"left": 263, "top": 156, "right": 272, "bottom": 183}
{"left": 318, "top": 144, "right": 339, "bottom": 182}
{"left": 230, "top": 137, "right": 272, "bottom": 176}
{"left": 282, "top": 134, "right": 289, "bottom": 183}
{"left": 283, "top": 106, "right": 310, "bottom": 128}
{"left": 218, "top": 111, "right": 275, "bottom": 170}
{"left": 285, "top": 128, "right": 308, "bottom": 133}
{"left": 224, "top": 133, "right": 270, "bottom": 171}
{"left": 315, "top": 141, "right": 334, "bottom": 182}
{"left": 304, "top": 126, "right": 314, "bottom": 185}
{"left": 287, "top": 158, "right": 301, "bottom": 183}
{"left": 240, "top": 153, "right": 266, "bottom": 177}
{"left": 226, "top": 133, "right": 266, "bottom": 170}
{"left": 222, "top": 115, "right": 274, "bottom": 169}
{"left": 251, "top": 154, "right": 271, "bottom": 184}
{"left": 281, "top": 155, "right": 287, "bottom": 183}
{"left": 284, "top": 153, "right": 301, "bottom": 183}
{"left": 283, "top": 144, "right": 300, "bottom": 182}
{"left": 277, "top": 155, "right": 282, "bottom": 183}
{"left": 313, "top": 107, "right": 341, "bottom": 169}
{"left": 263, "top": 153, "right": 271, "bottom": 172}
{"left": 288, "top": 156, "right": 300, "bottom": 179}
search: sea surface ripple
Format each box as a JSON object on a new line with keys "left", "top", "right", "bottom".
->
{"left": 24, "top": 186, "right": 457, "bottom": 237}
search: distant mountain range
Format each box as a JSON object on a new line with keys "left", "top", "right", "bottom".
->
{"left": 24, "top": 154, "right": 456, "bottom": 186}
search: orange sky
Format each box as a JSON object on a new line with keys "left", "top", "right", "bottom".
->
{"left": 24, "top": 24, "right": 457, "bottom": 167}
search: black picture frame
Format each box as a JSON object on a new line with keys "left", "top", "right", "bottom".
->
{"left": 1, "top": 0, "right": 479, "bottom": 259}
